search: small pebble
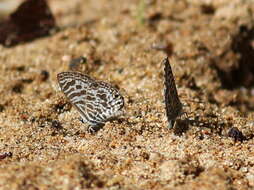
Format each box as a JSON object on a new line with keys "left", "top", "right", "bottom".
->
{"left": 0, "top": 104, "right": 4, "bottom": 112}
{"left": 12, "top": 82, "right": 23, "bottom": 93}
{"left": 0, "top": 152, "right": 12, "bottom": 160}
{"left": 40, "top": 70, "right": 49, "bottom": 81}
{"left": 69, "top": 56, "right": 87, "bottom": 70}
{"left": 228, "top": 127, "right": 246, "bottom": 142}
{"left": 51, "top": 120, "right": 62, "bottom": 129}
{"left": 200, "top": 4, "right": 215, "bottom": 14}
{"left": 61, "top": 55, "right": 71, "bottom": 62}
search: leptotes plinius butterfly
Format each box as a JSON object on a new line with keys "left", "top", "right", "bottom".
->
{"left": 163, "top": 57, "right": 183, "bottom": 129}
{"left": 57, "top": 72, "right": 124, "bottom": 132}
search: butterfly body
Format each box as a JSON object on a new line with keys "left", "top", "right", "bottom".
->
{"left": 57, "top": 72, "right": 124, "bottom": 132}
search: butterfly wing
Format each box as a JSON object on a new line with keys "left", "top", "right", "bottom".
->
{"left": 93, "top": 81, "right": 124, "bottom": 121}
{"left": 57, "top": 72, "right": 103, "bottom": 126}
{"left": 57, "top": 72, "right": 124, "bottom": 127}
{"left": 163, "top": 57, "right": 182, "bottom": 128}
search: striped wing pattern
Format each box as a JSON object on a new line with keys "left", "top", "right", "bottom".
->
{"left": 57, "top": 72, "right": 124, "bottom": 129}
{"left": 163, "top": 57, "right": 183, "bottom": 128}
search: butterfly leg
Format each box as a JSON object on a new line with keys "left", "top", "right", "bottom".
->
{"left": 88, "top": 123, "right": 104, "bottom": 133}
{"left": 79, "top": 118, "right": 104, "bottom": 133}
{"left": 168, "top": 120, "right": 175, "bottom": 129}
{"left": 180, "top": 112, "right": 188, "bottom": 120}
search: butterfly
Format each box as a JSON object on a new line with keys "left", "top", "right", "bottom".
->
{"left": 163, "top": 57, "right": 183, "bottom": 129}
{"left": 57, "top": 71, "right": 124, "bottom": 132}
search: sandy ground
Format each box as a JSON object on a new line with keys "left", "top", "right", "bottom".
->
{"left": 0, "top": 0, "right": 254, "bottom": 189}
